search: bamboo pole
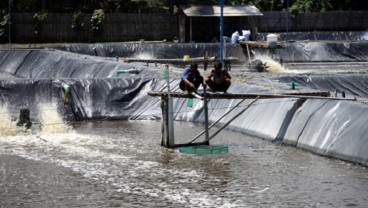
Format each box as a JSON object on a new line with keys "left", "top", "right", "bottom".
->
{"left": 207, "top": 96, "right": 260, "bottom": 142}
{"left": 246, "top": 43, "right": 252, "bottom": 70}
{"left": 187, "top": 98, "right": 247, "bottom": 145}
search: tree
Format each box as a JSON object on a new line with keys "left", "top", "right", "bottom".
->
{"left": 0, "top": 10, "right": 10, "bottom": 41}
{"left": 289, "top": 0, "right": 332, "bottom": 16}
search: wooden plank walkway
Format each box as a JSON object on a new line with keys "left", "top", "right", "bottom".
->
{"left": 239, "top": 41, "right": 285, "bottom": 49}
{"left": 123, "top": 56, "right": 238, "bottom": 64}
{"left": 147, "top": 91, "right": 356, "bottom": 101}
{"left": 148, "top": 91, "right": 357, "bottom": 101}
{"left": 0, "top": 47, "right": 54, "bottom": 51}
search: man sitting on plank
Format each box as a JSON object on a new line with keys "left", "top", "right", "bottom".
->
{"left": 205, "top": 62, "right": 231, "bottom": 93}
{"left": 179, "top": 63, "right": 204, "bottom": 94}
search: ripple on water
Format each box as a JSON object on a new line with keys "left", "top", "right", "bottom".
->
{"left": 0, "top": 120, "right": 368, "bottom": 207}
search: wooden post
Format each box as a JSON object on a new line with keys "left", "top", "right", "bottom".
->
{"left": 203, "top": 85, "right": 209, "bottom": 144}
{"left": 190, "top": 17, "right": 193, "bottom": 42}
{"left": 16, "top": 108, "right": 32, "bottom": 129}
{"left": 161, "top": 95, "right": 174, "bottom": 147}
{"left": 246, "top": 43, "right": 252, "bottom": 70}
{"left": 161, "top": 64, "right": 175, "bottom": 148}
{"left": 179, "top": 15, "right": 186, "bottom": 43}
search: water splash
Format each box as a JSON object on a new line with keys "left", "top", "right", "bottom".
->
{"left": 254, "top": 54, "right": 287, "bottom": 72}
{"left": 0, "top": 105, "right": 17, "bottom": 136}
{"left": 134, "top": 52, "right": 154, "bottom": 59}
{"left": 39, "top": 102, "right": 71, "bottom": 135}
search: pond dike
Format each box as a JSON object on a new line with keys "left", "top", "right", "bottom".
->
{"left": 0, "top": 44, "right": 367, "bottom": 167}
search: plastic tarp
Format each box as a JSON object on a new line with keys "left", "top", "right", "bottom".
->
{"left": 256, "top": 31, "right": 368, "bottom": 42}
{"left": 270, "top": 74, "right": 368, "bottom": 98}
{"left": 50, "top": 42, "right": 247, "bottom": 63}
{"left": 0, "top": 49, "right": 158, "bottom": 79}
{"left": 50, "top": 41, "right": 368, "bottom": 63}
{"left": 252, "top": 41, "right": 368, "bottom": 62}
{"left": 0, "top": 46, "right": 368, "bottom": 167}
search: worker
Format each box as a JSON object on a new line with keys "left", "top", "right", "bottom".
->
{"left": 205, "top": 62, "right": 231, "bottom": 93}
{"left": 231, "top": 31, "right": 240, "bottom": 44}
{"left": 62, "top": 83, "right": 71, "bottom": 105}
{"left": 179, "top": 63, "right": 204, "bottom": 93}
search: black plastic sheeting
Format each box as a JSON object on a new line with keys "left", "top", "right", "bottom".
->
{"left": 0, "top": 78, "right": 162, "bottom": 121}
{"left": 249, "top": 74, "right": 368, "bottom": 99}
{"left": 49, "top": 41, "right": 368, "bottom": 64}
{"left": 0, "top": 49, "right": 159, "bottom": 79}
{"left": 271, "top": 74, "right": 368, "bottom": 98}
{"left": 51, "top": 42, "right": 247, "bottom": 63}
{"left": 0, "top": 46, "right": 368, "bottom": 167}
{"left": 257, "top": 41, "right": 368, "bottom": 62}
{"left": 256, "top": 31, "right": 368, "bottom": 41}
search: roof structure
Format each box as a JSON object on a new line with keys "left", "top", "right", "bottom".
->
{"left": 180, "top": 5, "right": 263, "bottom": 17}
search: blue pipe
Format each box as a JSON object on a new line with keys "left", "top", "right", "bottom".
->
{"left": 220, "top": 0, "right": 224, "bottom": 65}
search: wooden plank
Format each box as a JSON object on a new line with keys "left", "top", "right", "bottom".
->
{"left": 239, "top": 41, "right": 285, "bottom": 49}
{"left": 147, "top": 91, "right": 356, "bottom": 101}
{"left": 0, "top": 48, "right": 53, "bottom": 51}
{"left": 123, "top": 56, "right": 238, "bottom": 64}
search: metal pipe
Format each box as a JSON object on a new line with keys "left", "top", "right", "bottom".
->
{"left": 220, "top": 0, "right": 224, "bottom": 65}
{"left": 8, "top": 0, "right": 13, "bottom": 45}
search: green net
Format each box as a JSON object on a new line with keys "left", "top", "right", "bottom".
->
{"left": 179, "top": 145, "right": 228, "bottom": 154}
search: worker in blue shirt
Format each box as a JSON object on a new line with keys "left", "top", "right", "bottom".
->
{"left": 179, "top": 63, "right": 204, "bottom": 93}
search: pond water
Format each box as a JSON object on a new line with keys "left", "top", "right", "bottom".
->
{"left": 1, "top": 119, "right": 367, "bottom": 208}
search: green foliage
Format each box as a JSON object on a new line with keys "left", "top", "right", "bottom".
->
{"left": 289, "top": 0, "right": 332, "bottom": 17}
{"left": 33, "top": 11, "right": 48, "bottom": 36}
{"left": 15, "top": 0, "right": 40, "bottom": 12}
{"left": 71, "top": 11, "right": 85, "bottom": 32}
{"left": 227, "top": 0, "right": 250, "bottom": 6}
{"left": 99, "top": 0, "right": 121, "bottom": 13}
{"left": 252, "top": 0, "right": 285, "bottom": 11}
{"left": 33, "top": 11, "right": 48, "bottom": 23}
{"left": 90, "top": 9, "right": 105, "bottom": 34}
{"left": 0, "top": 10, "right": 10, "bottom": 38}
{"left": 7, "top": 0, "right": 368, "bottom": 14}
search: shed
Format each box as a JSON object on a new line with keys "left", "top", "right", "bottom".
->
{"left": 179, "top": 5, "right": 263, "bottom": 42}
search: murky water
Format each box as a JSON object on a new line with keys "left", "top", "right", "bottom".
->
{"left": 1, "top": 119, "right": 368, "bottom": 208}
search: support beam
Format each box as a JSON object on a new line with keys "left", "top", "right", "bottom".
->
{"left": 187, "top": 98, "right": 247, "bottom": 145}
{"left": 161, "top": 95, "right": 174, "bottom": 147}
{"left": 179, "top": 15, "right": 186, "bottom": 43}
{"left": 151, "top": 89, "right": 356, "bottom": 148}
{"left": 148, "top": 91, "right": 356, "bottom": 101}
{"left": 207, "top": 96, "right": 259, "bottom": 141}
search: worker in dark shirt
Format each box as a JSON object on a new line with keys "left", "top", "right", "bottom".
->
{"left": 205, "top": 62, "right": 231, "bottom": 93}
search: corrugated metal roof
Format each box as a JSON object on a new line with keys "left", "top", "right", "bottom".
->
{"left": 180, "top": 5, "right": 263, "bottom": 17}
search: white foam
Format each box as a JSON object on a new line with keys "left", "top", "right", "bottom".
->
{"left": 135, "top": 52, "right": 154, "bottom": 60}
{"left": 39, "top": 102, "right": 71, "bottom": 135}
{"left": 254, "top": 54, "right": 287, "bottom": 72}
{"left": 0, "top": 130, "right": 237, "bottom": 207}
{"left": 0, "top": 105, "right": 17, "bottom": 136}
